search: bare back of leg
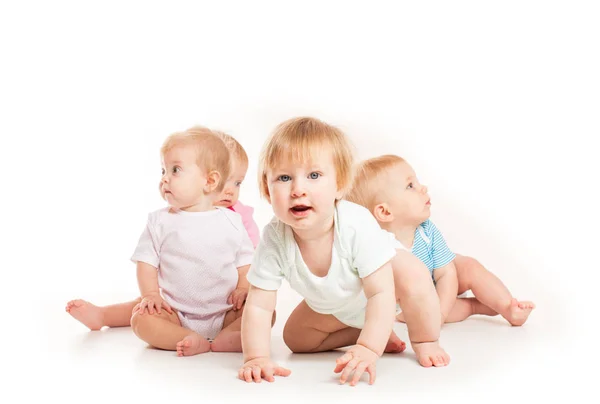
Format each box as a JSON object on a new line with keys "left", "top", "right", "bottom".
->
{"left": 282, "top": 300, "right": 360, "bottom": 353}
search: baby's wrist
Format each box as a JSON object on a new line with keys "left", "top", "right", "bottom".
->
{"left": 410, "top": 339, "right": 439, "bottom": 345}
{"left": 356, "top": 340, "right": 382, "bottom": 357}
{"left": 243, "top": 355, "right": 269, "bottom": 364}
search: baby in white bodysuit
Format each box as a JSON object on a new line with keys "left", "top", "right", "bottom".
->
{"left": 129, "top": 126, "right": 255, "bottom": 356}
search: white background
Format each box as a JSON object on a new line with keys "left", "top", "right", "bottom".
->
{"left": 1, "top": 1, "right": 598, "bottom": 402}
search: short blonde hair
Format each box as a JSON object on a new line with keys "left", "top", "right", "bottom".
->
{"left": 258, "top": 117, "right": 354, "bottom": 199}
{"left": 212, "top": 130, "right": 249, "bottom": 168}
{"left": 346, "top": 154, "right": 406, "bottom": 211}
{"left": 161, "top": 126, "right": 231, "bottom": 193}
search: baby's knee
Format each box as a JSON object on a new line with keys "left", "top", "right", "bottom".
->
{"left": 282, "top": 323, "right": 301, "bottom": 352}
{"left": 130, "top": 310, "right": 151, "bottom": 335}
{"left": 455, "top": 255, "right": 481, "bottom": 278}
{"left": 282, "top": 323, "right": 314, "bottom": 353}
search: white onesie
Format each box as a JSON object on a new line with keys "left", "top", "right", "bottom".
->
{"left": 247, "top": 200, "right": 402, "bottom": 328}
{"left": 131, "top": 207, "right": 254, "bottom": 339}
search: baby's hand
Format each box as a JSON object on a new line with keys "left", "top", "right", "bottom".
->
{"left": 228, "top": 287, "right": 248, "bottom": 311}
{"left": 412, "top": 340, "right": 450, "bottom": 367}
{"left": 333, "top": 344, "right": 379, "bottom": 386}
{"left": 135, "top": 293, "right": 173, "bottom": 315}
{"left": 238, "top": 357, "right": 291, "bottom": 383}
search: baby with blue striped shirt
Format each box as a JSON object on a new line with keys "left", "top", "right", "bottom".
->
{"left": 346, "top": 155, "right": 535, "bottom": 326}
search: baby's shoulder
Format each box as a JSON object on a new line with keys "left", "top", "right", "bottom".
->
{"left": 336, "top": 199, "right": 374, "bottom": 221}
{"left": 145, "top": 207, "right": 172, "bottom": 225}
{"left": 336, "top": 200, "right": 379, "bottom": 231}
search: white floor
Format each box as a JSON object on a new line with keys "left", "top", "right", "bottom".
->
{"left": 10, "top": 286, "right": 587, "bottom": 404}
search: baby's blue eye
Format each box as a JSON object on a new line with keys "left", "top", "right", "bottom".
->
{"left": 279, "top": 175, "right": 291, "bottom": 182}
{"left": 309, "top": 172, "right": 320, "bottom": 179}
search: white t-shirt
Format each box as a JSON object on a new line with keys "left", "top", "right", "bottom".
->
{"left": 131, "top": 207, "right": 254, "bottom": 321}
{"left": 247, "top": 200, "right": 401, "bottom": 328}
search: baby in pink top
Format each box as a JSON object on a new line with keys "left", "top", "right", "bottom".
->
{"left": 65, "top": 128, "right": 262, "bottom": 353}
{"left": 211, "top": 131, "right": 261, "bottom": 248}
{"left": 229, "top": 201, "right": 259, "bottom": 248}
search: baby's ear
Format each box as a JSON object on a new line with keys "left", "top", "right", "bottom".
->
{"left": 373, "top": 203, "right": 394, "bottom": 223}
{"left": 205, "top": 170, "right": 222, "bottom": 193}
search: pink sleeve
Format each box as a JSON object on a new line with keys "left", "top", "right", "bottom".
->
{"left": 232, "top": 201, "right": 260, "bottom": 248}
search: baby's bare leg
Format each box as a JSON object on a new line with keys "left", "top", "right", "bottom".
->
{"left": 454, "top": 255, "right": 534, "bottom": 326}
{"left": 282, "top": 300, "right": 405, "bottom": 354}
{"left": 283, "top": 300, "right": 360, "bottom": 353}
{"left": 444, "top": 297, "right": 499, "bottom": 323}
{"left": 130, "top": 308, "right": 210, "bottom": 355}
{"left": 65, "top": 298, "right": 140, "bottom": 330}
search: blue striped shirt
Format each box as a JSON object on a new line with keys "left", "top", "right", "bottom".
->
{"left": 411, "top": 220, "right": 455, "bottom": 276}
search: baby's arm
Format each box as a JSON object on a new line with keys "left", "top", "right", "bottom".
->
{"left": 334, "top": 261, "right": 396, "bottom": 386}
{"left": 433, "top": 262, "right": 459, "bottom": 323}
{"left": 358, "top": 261, "right": 396, "bottom": 355}
{"left": 136, "top": 261, "right": 172, "bottom": 315}
{"left": 239, "top": 286, "right": 290, "bottom": 383}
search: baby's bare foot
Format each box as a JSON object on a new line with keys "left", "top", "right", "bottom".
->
{"left": 65, "top": 299, "right": 105, "bottom": 331}
{"left": 412, "top": 341, "right": 450, "bottom": 367}
{"left": 505, "top": 298, "right": 535, "bottom": 326}
{"left": 176, "top": 334, "right": 211, "bottom": 356}
{"left": 384, "top": 331, "right": 407, "bottom": 353}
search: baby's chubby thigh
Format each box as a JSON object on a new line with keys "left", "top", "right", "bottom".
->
{"left": 282, "top": 300, "right": 357, "bottom": 353}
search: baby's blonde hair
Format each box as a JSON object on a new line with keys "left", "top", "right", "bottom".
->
{"left": 212, "top": 130, "right": 249, "bottom": 168}
{"left": 161, "top": 126, "right": 231, "bottom": 193}
{"left": 258, "top": 117, "right": 354, "bottom": 199}
{"left": 346, "top": 154, "right": 406, "bottom": 212}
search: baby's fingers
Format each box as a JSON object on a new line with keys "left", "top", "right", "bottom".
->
{"left": 147, "top": 301, "right": 155, "bottom": 315}
{"left": 263, "top": 367, "right": 275, "bottom": 382}
{"left": 236, "top": 295, "right": 244, "bottom": 310}
{"left": 162, "top": 301, "right": 173, "bottom": 314}
{"left": 273, "top": 366, "right": 291, "bottom": 377}
{"left": 252, "top": 366, "right": 262, "bottom": 383}
{"left": 243, "top": 367, "right": 253, "bottom": 383}
{"left": 367, "top": 364, "right": 376, "bottom": 385}
{"left": 334, "top": 352, "right": 353, "bottom": 373}
{"left": 350, "top": 362, "right": 369, "bottom": 386}
{"left": 339, "top": 359, "right": 358, "bottom": 384}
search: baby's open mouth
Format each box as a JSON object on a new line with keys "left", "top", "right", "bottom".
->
{"left": 290, "top": 205, "right": 312, "bottom": 215}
